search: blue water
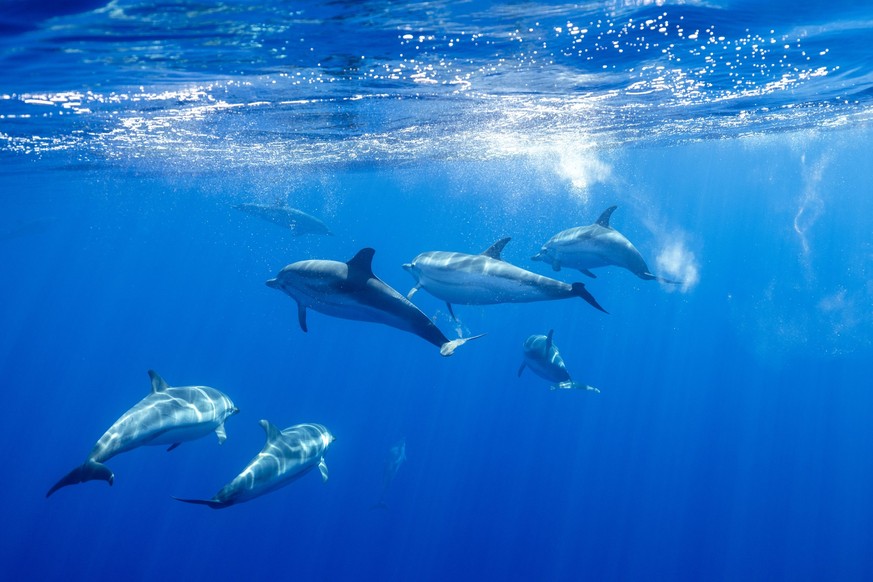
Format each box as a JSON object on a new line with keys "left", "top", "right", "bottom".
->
{"left": 2, "top": 1, "right": 873, "bottom": 580}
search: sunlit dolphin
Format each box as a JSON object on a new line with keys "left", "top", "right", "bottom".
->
{"left": 532, "top": 205, "right": 677, "bottom": 283}
{"left": 266, "top": 248, "right": 483, "bottom": 356}
{"left": 518, "top": 330, "right": 599, "bottom": 393}
{"left": 46, "top": 371, "right": 239, "bottom": 497}
{"left": 403, "top": 238, "right": 607, "bottom": 319}
{"left": 174, "top": 421, "right": 334, "bottom": 509}
{"left": 373, "top": 437, "right": 406, "bottom": 509}
{"left": 234, "top": 202, "right": 332, "bottom": 236}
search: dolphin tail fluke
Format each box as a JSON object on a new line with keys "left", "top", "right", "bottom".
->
{"left": 642, "top": 272, "right": 681, "bottom": 285}
{"left": 172, "top": 496, "right": 226, "bottom": 509}
{"left": 571, "top": 283, "right": 608, "bottom": 314}
{"left": 46, "top": 460, "right": 114, "bottom": 497}
{"left": 553, "top": 381, "right": 601, "bottom": 393}
{"left": 439, "top": 333, "right": 486, "bottom": 357}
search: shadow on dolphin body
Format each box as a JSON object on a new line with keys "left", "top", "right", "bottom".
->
{"left": 46, "top": 371, "right": 239, "bottom": 497}
{"left": 266, "top": 248, "right": 484, "bottom": 356}
{"left": 532, "top": 205, "right": 679, "bottom": 284}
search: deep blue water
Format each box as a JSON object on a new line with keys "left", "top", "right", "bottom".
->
{"left": 2, "top": 1, "right": 873, "bottom": 581}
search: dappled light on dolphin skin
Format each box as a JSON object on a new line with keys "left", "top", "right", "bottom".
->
{"left": 173, "top": 422, "right": 334, "bottom": 509}
{"left": 46, "top": 371, "right": 239, "bottom": 498}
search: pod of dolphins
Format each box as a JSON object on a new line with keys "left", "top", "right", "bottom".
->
{"left": 46, "top": 204, "right": 677, "bottom": 507}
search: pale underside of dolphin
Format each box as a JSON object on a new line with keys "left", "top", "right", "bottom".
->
{"left": 518, "top": 330, "right": 600, "bottom": 393}
{"left": 46, "top": 371, "right": 239, "bottom": 498}
{"left": 174, "top": 421, "right": 334, "bottom": 509}
{"left": 266, "top": 248, "right": 483, "bottom": 356}
{"left": 234, "top": 202, "right": 332, "bottom": 236}
{"left": 532, "top": 205, "right": 678, "bottom": 284}
{"left": 403, "top": 237, "right": 607, "bottom": 319}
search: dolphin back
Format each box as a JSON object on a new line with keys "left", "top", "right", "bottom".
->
{"left": 46, "top": 459, "right": 114, "bottom": 497}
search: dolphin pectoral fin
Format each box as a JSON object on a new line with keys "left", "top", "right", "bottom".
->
{"left": 215, "top": 422, "right": 228, "bottom": 444}
{"left": 439, "top": 333, "right": 486, "bottom": 357}
{"left": 167, "top": 442, "right": 182, "bottom": 452}
{"left": 517, "top": 362, "right": 526, "bottom": 377}
{"left": 446, "top": 302, "right": 457, "bottom": 321}
{"left": 46, "top": 460, "right": 114, "bottom": 498}
{"left": 172, "top": 496, "right": 226, "bottom": 509}
{"left": 596, "top": 205, "right": 618, "bottom": 228}
{"left": 319, "top": 458, "right": 329, "bottom": 482}
{"left": 581, "top": 269, "right": 597, "bottom": 278}
{"left": 297, "top": 303, "right": 308, "bottom": 332}
{"left": 571, "top": 282, "right": 608, "bottom": 314}
{"left": 407, "top": 284, "right": 421, "bottom": 300}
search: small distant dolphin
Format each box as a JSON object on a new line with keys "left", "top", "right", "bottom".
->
{"left": 373, "top": 437, "right": 406, "bottom": 509}
{"left": 174, "top": 421, "right": 334, "bottom": 509}
{"left": 403, "top": 238, "right": 607, "bottom": 319}
{"left": 532, "top": 206, "right": 677, "bottom": 283}
{"left": 46, "top": 371, "right": 239, "bottom": 497}
{"left": 234, "top": 203, "right": 332, "bottom": 236}
{"left": 267, "top": 248, "right": 483, "bottom": 356}
{"left": 518, "top": 330, "right": 599, "bottom": 393}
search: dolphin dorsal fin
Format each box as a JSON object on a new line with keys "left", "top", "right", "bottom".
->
{"left": 596, "top": 206, "right": 618, "bottom": 228}
{"left": 148, "top": 370, "right": 170, "bottom": 393}
{"left": 346, "top": 248, "right": 376, "bottom": 280}
{"left": 259, "top": 419, "right": 282, "bottom": 443}
{"left": 546, "top": 329, "right": 554, "bottom": 350}
{"left": 481, "top": 237, "right": 511, "bottom": 260}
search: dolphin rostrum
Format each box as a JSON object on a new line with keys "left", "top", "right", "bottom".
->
{"left": 46, "top": 371, "right": 239, "bottom": 497}
{"left": 518, "top": 330, "right": 600, "bottom": 393}
{"left": 266, "top": 248, "right": 483, "bottom": 356}
{"left": 373, "top": 437, "right": 406, "bottom": 509}
{"left": 174, "top": 421, "right": 334, "bottom": 509}
{"left": 234, "top": 202, "right": 332, "bottom": 236}
{"left": 532, "top": 205, "right": 678, "bottom": 283}
{"left": 403, "top": 238, "right": 607, "bottom": 319}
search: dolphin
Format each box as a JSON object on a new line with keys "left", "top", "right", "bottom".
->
{"left": 402, "top": 238, "right": 607, "bottom": 319}
{"left": 174, "top": 421, "right": 334, "bottom": 509}
{"left": 266, "top": 248, "right": 483, "bottom": 356}
{"left": 234, "top": 202, "right": 332, "bottom": 236}
{"left": 46, "top": 371, "right": 239, "bottom": 497}
{"left": 532, "top": 205, "right": 678, "bottom": 283}
{"left": 373, "top": 437, "right": 406, "bottom": 509}
{"left": 518, "top": 330, "right": 600, "bottom": 393}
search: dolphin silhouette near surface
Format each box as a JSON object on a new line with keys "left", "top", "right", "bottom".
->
{"left": 532, "top": 206, "right": 678, "bottom": 284}
{"left": 46, "top": 371, "right": 239, "bottom": 497}
{"left": 403, "top": 238, "right": 607, "bottom": 320}
{"left": 234, "top": 203, "right": 332, "bottom": 236}
{"left": 267, "top": 248, "right": 483, "bottom": 356}
{"left": 174, "top": 421, "right": 334, "bottom": 509}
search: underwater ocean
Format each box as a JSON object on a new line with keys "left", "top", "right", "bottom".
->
{"left": 2, "top": 0, "right": 873, "bottom": 580}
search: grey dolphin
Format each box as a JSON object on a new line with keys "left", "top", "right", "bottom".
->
{"left": 174, "top": 421, "right": 334, "bottom": 509}
{"left": 266, "top": 248, "right": 482, "bottom": 356}
{"left": 532, "top": 206, "right": 678, "bottom": 283}
{"left": 403, "top": 238, "right": 607, "bottom": 319}
{"left": 234, "top": 203, "right": 332, "bottom": 236}
{"left": 518, "top": 330, "right": 599, "bottom": 392}
{"left": 47, "top": 371, "right": 239, "bottom": 497}
{"left": 373, "top": 437, "right": 406, "bottom": 509}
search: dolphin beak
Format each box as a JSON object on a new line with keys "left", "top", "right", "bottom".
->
{"left": 265, "top": 278, "right": 278, "bottom": 288}
{"left": 402, "top": 263, "right": 412, "bottom": 271}
{"left": 531, "top": 252, "right": 543, "bottom": 261}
